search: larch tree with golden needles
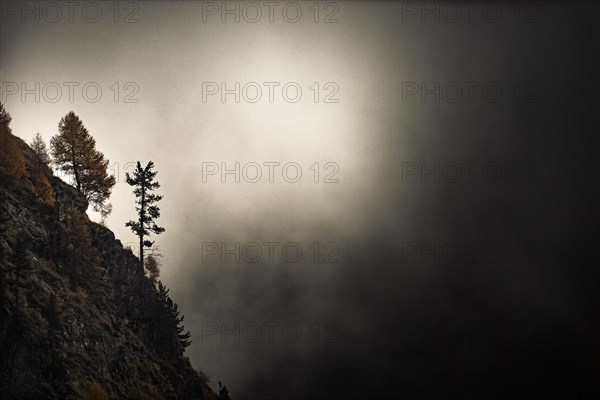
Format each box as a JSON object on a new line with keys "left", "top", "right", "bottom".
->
{"left": 36, "top": 174, "right": 55, "bottom": 206}
{"left": 0, "top": 102, "right": 27, "bottom": 181}
{"left": 30, "top": 132, "right": 55, "bottom": 205}
{"left": 145, "top": 254, "right": 161, "bottom": 285}
{"left": 144, "top": 245, "right": 163, "bottom": 284}
{"left": 50, "top": 112, "right": 116, "bottom": 217}
{"left": 31, "top": 132, "right": 51, "bottom": 168}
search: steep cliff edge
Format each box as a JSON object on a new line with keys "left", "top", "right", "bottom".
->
{"left": 0, "top": 136, "right": 218, "bottom": 399}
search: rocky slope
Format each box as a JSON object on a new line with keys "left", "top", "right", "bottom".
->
{"left": 0, "top": 136, "right": 219, "bottom": 399}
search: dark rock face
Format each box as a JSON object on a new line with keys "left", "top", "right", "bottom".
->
{"left": 0, "top": 137, "right": 217, "bottom": 399}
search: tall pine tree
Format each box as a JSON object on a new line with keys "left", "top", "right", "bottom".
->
{"left": 50, "top": 112, "right": 115, "bottom": 217}
{"left": 125, "top": 161, "right": 165, "bottom": 268}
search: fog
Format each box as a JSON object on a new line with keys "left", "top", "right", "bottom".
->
{"left": 2, "top": 2, "right": 598, "bottom": 398}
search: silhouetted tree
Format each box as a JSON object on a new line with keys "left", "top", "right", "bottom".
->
{"left": 0, "top": 102, "right": 10, "bottom": 127}
{"left": 0, "top": 102, "right": 27, "bottom": 181}
{"left": 28, "top": 132, "right": 56, "bottom": 205}
{"left": 50, "top": 112, "right": 115, "bottom": 217}
{"left": 58, "top": 208, "right": 100, "bottom": 288}
{"left": 218, "top": 381, "right": 232, "bottom": 400}
{"left": 170, "top": 300, "right": 192, "bottom": 352}
{"left": 125, "top": 161, "right": 165, "bottom": 268}
{"left": 30, "top": 132, "right": 51, "bottom": 169}
{"left": 150, "top": 282, "right": 191, "bottom": 357}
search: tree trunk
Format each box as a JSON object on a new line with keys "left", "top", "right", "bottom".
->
{"left": 70, "top": 142, "right": 81, "bottom": 192}
{"left": 139, "top": 177, "right": 145, "bottom": 268}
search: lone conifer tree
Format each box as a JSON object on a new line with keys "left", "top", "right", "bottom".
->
{"left": 125, "top": 161, "right": 165, "bottom": 267}
{"left": 50, "top": 112, "right": 115, "bottom": 217}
